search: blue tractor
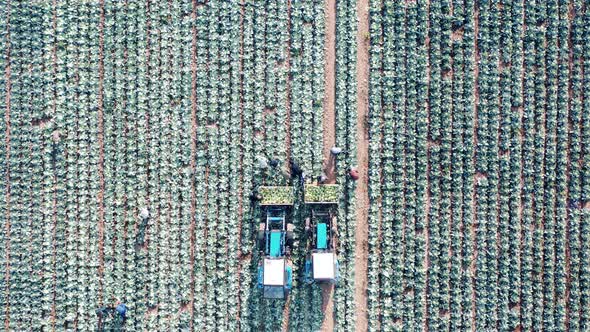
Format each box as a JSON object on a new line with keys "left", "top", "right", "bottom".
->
{"left": 303, "top": 184, "right": 340, "bottom": 284}
{"left": 256, "top": 187, "right": 295, "bottom": 299}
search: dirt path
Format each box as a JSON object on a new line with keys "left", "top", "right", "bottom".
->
{"left": 354, "top": 0, "right": 370, "bottom": 331}
{"left": 321, "top": 0, "right": 336, "bottom": 185}
{"left": 319, "top": 0, "right": 336, "bottom": 330}
{"left": 3, "top": 1, "right": 11, "bottom": 329}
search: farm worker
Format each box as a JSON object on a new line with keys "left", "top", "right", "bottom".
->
{"left": 258, "top": 157, "right": 268, "bottom": 169}
{"left": 116, "top": 302, "right": 128, "bottom": 320}
{"left": 330, "top": 146, "right": 346, "bottom": 156}
{"left": 290, "top": 158, "right": 305, "bottom": 183}
{"left": 318, "top": 172, "right": 328, "bottom": 184}
{"left": 269, "top": 158, "right": 280, "bottom": 168}
{"left": 139, "top": 207, "right": 150, "bottom": 220}
{"left": 348, "top": 167, "right": 359, "bottom": 181}
{"left": 95, "top": 306, "right": 110, "bottom": 318}
{"left": 250, "top": 188, "right": 263, "bottom": 202}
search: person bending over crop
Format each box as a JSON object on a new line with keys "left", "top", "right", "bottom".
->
{"left": 116, "top": 302, "right": 128, "bottom": 321}
{"left": 289, "top": 158, "right": 305, "bottom": 184}
{"left": 318, "top": 171, "right": 328, "bottom": 184}
{"left": 269, "top": 158, "right": 280, "bottom": 168}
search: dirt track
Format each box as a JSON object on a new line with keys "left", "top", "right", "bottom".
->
{"left": 320, "top": 0, "right": 336, "bottom": 330}
{"left": 353, "top": 0, "right": 370, "bottom": 331}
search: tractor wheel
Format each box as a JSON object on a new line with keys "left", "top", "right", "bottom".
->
{"left": 257, "top": 230, "right": 265, "bottom": 249}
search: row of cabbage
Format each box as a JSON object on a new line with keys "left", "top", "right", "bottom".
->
{"left": 0, "top": 1, "right": 103, "bottom": 330}
{"left": 238, "top": 0, "right": 327, "bottom": 331}
{"left": 102, "top": 0, "right": 197, "bottom": 330}
{"left": 332, "top": 0, "right": 359, "bottom": 330}
{"left": 367, "top": 0, "right": 590, "bottom": 331}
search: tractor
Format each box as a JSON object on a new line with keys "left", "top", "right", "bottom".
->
{"left": 303, "top": 184, "right": 340, "bottom": 284}
{"left": 256, "top": 186, "right": 295, "bottom": 299}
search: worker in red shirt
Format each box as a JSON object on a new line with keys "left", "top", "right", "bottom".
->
{"left": 348, "top": 167, "right": 359, "bottom": 181}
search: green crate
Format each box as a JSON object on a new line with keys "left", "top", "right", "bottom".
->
{"left": 304, "top": 185, "right": 340, "bottom": 203}
{"left": 259, "top": 186, "right": 295, "bottom": 206}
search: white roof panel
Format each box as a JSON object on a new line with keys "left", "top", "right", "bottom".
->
{"left": 312, "top": 252, "right": 336, "bottom": 280}
{"left": 263, "top": 258, "right": 285, "bottom": 286}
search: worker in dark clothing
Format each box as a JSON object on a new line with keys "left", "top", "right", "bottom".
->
{"left": 96, "top": 307, "right": 108, "bottom": 331}
{"left": 250, "top": 188, "right": 263, "bottom": 202}
{"left": 290, "top": 159, "right": 302, "bottom": 176}
{"left": 290, "top": 158, "right": 305, "bottom": 184}
{"left": 269, "top": 158, "right": 280, "bottom": 168}
{"left": 96, "top": 306, "right": 110, "bottom": 318}
{"left": 96, "top": 306, "right": 116, "bottom": 331}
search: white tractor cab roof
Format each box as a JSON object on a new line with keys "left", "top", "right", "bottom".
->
{"left": 312, "top": 252, "right": 336, "bottom": 280}
{"left": 263, "top": 257, "right": 286, "bottom": 286}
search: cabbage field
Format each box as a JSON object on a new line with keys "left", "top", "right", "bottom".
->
{"left": 1, "top": 0, "right": 590, "bottom": 331}
{"left": 367, "top": 0, "right": 590, "bottom": 331}
{"left": 0, "top": 0, "right": 358, "bottom": 331}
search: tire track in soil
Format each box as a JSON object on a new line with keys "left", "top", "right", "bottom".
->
{"left": 354, "top": 0, "right": 370, "bottom": 330}
{"left": 3, "top": 1, "right": 11, "bottom": 330}
{"left": 319, "top": 0, "right": 336, "bottom": 330}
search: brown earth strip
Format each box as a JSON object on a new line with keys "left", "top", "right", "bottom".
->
{"left": 3, "top": 1, "right": 11, "bottom": 330}
{"left": 319, "top": 0, "right": 336, "bottom": 330}
{"left": 354, "top": 0, "right": 370, "bottom": 331}
{"left": 321, "top": 0, "right": 336, "bottom": 185}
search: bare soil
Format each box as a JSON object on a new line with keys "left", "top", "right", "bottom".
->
{"left": 354, "top": 0, "right": 370, "bottom": 331}
{"left": 319, "top": 0, "right": 336, "bottom": 330}
{"left": 321, "top": 0, "right": 336, "bottom": 185}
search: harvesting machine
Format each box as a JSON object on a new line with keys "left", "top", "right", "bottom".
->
{"left": 303, "top": 184, "right": 340, "bottom": 283}
{"left": 256, "top": 186, "right": 295, "bottom": 299}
